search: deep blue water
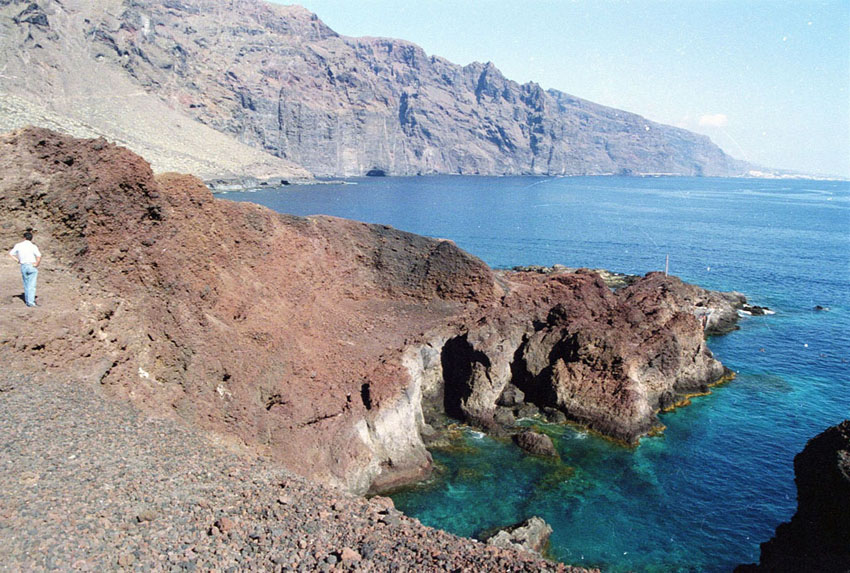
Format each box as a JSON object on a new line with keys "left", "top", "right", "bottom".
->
{"left": 223, "top": 176, "right": 850, "bottom": 572}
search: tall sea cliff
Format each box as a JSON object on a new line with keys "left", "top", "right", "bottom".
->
{"left": 1, "top": 0, "right": 749, "bottom": 179}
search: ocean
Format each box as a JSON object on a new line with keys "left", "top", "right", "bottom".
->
{"left": 223, "top": 176, "right": 850, "bottom": 572}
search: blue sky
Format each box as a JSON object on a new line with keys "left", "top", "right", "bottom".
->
{"left": 275, "top": 1, "right": 850, "bottom": 177}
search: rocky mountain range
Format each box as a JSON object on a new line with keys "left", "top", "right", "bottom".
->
{"left": 1, "top": 0, "right": 750, "bottom": 180}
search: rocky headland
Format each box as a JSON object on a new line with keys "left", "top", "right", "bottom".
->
{"left": 0, "top": 127, "right": 748, "bottom": 489}
{"left": 1, "top": 127, "right": 750, "bottom": 568}
{"left": 737, "top": 420, "right": 850, "bottom": 573}
{"left": 1, "top": 0, "right": 751, "bottom": 181}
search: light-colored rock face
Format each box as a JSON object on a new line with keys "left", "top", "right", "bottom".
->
{"left": 352, "top": 375, "right": 432, "bottom": 495}
{"left": 2, "top": 0, "right": 749, "bottom": 178}
{"left": 486, "top": 516, "right": 554, "bottom": 557}
{"left": 0, "top": 0, "right": 311, "bottom": 182}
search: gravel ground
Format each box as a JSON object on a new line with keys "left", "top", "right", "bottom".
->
{"left": 0, "top": 377, "right": 588, "bottom": 572}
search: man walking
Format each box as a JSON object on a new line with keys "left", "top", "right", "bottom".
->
{"left": 9, "top": 231, "right": 42, "bottom": 307}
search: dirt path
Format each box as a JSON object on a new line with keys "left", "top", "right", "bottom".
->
{"left": 1, "top": 257, "right": 107, "bottom": 380}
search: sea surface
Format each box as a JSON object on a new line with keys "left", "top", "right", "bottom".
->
{"left": 223, "top": 176, "right": 850, "bottom": 572}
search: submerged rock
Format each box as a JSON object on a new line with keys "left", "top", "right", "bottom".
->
{"left": 513, "top": 431, "right": 559, "bottom": 458}
{"left": 485, "top": 516, "right": 554, "bottom": 557}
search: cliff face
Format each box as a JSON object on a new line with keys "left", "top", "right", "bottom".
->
{"left": 738, "top": 421, "right": 850, "bottom": 572}
{"left": 0, "top": 0, "right": 311, "bottom": 182}
{"left": 1, "top": 128, "right": 737, "bottom": 493}
{"left": 408, "top": 270, "right": 731, "bottom": 445}
{"left": 102, "top": 0, "right": 749, "bottom": 177}
{"left": 1, "top": 0, "right": 749, "bottom": 178}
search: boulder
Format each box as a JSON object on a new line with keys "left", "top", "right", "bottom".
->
{"left": 736, "top": 420, "right": 850, "bottom": 572}
{"left": 485, "top": 516, "right": 554, "bottom": 556}
{"left": 497, "top": 383, "right": 525, "bottom": 407}
{"left": 515, "top": 402, "right": 541, "bottom": 420}
{"left": 494, "top": 407, "right": 517, "bottom": 427}
{"left": 513, "top": 431, "right": 559, "bottom": 458}
{"left": 543, "top": 407, "right": 567, "bottom": 424}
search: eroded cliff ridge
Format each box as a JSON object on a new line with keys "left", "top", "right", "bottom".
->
{"left": 1, "top": 128, "right": 741, "bottom": 494}
{"left": 1, "top": 0, "right": 749, "bottom": 178}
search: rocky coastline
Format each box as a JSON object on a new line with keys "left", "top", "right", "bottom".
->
{"left": 1, "top": 127, "right": 756, "bottom": 569}
{"left": 404, "top": 268, "right": 745, "bottom": 453}
{"left": 204, "top": 176, "right": 307, "bottom": 193}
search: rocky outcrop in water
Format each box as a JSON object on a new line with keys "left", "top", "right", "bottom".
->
{"left": 737, "top": 420, "right": 850, "bottom": 573}
{"left": 486, "top": 517, "right": 554, "bottom": 557}
{"left": 514, "top": 430, "right": 560, "bottom": 458}
{"left": 1, "top": 127, "right": 741, "bottom": 495}
{"left": 1, "top": 0, "right": 750, "bottom": 179}
{"left": 415, "top": 270, "right": 735, "bottom": 445}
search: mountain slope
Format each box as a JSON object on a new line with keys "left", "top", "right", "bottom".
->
{"left": 0, "top": 0, "right": 311, "bottom": 183}
{"left": 1, "top": 0, "right": 749, "bottom": 178}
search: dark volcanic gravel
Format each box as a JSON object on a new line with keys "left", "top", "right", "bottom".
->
{"left": 0, "top": 377, "right": 589, "bottom": 572}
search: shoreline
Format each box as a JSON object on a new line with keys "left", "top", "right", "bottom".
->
{"left": 1, "top": 127, "right": 790, "bottom": 572}
{"left": 208, "top": 172, "right": 849, "bottom": 193}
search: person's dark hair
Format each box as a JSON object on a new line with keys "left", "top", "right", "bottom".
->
{"left": 23, "top": 231, "right": 33, "bottom": 241}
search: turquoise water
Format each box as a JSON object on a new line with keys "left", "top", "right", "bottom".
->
{"left": 224, "top": 176, "right": 850, "bottom": 571}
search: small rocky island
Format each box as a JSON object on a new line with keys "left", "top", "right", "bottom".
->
{"left": 0, "top": 127, "right": 754, "bottom": 570}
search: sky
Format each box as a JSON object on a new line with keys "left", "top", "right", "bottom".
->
{"left": 272, "top": 0, "right": 850, "bottom": 178}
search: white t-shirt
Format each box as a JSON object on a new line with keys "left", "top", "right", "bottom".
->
{"left": 9, "top": 240, "right": 41, "bottom": 265}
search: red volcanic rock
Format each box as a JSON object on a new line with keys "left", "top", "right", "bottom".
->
{"left": 0, "top": 126, "right": 494, "bottom": 493}
{"left": 423, "top": 269, "right": 729, "bottom": 444}
{"left": 1, "top": 127, "right": 738, "bottom": 494}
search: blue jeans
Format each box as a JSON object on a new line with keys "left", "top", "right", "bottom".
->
{"left": 21, "top": 264, "right": 38, "bottom": 306}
